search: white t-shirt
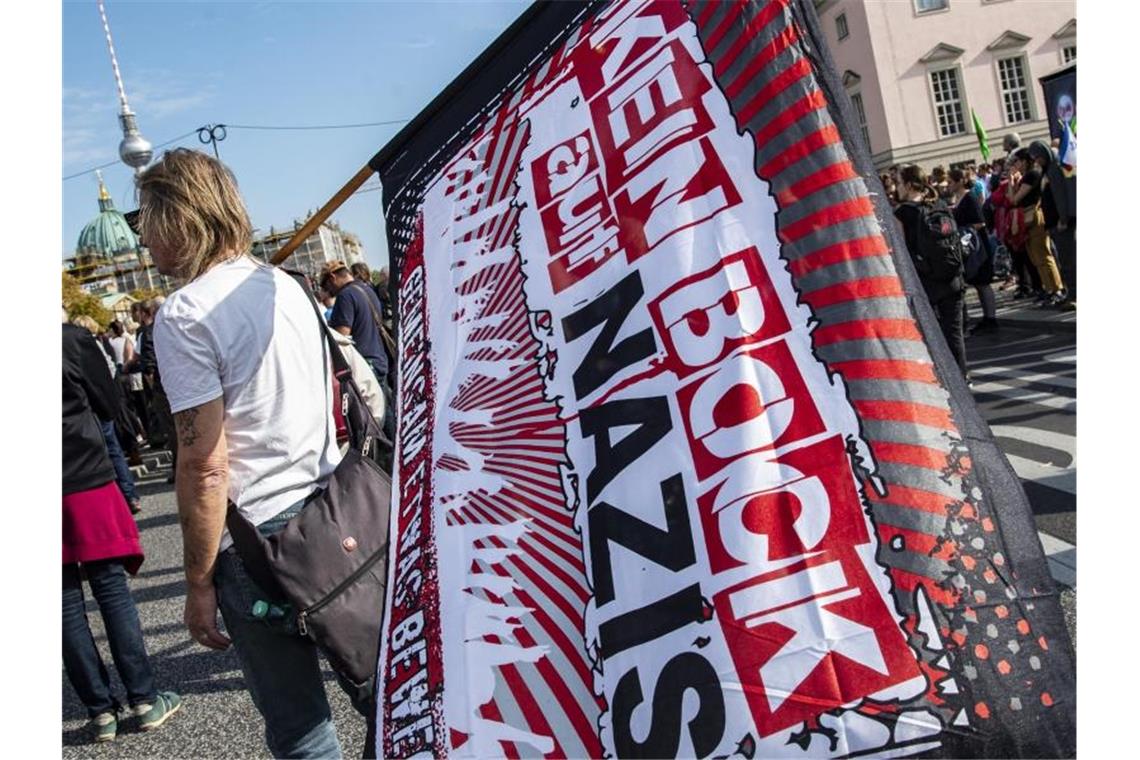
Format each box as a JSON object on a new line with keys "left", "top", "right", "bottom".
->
{"left": 122, "top": 333, "right": 145, "bottom": 391}
{"left": 109, "top": 335, "right": 129, "bottom": 366}
{"left": 154, "top": 255, "right": 341, "bottom": 551}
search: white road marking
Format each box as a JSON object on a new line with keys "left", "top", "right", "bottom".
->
{"left": 1043, "top": 349, "right": 1076, "bottom": 364}
{"left": 1039, "top": 531, "right": 1076, "bottom": 588}
{"left": 969, "top": 366, "right": 1076, "bottom": 389}
{"left": 1005, "top": 455, "right": 1076, "bottom": 495}
{"left": 990, "top": 424, "right": 1076, "bottom": 465}
{"left": 971, "top": 383, "right": 1077, "bottom": 411}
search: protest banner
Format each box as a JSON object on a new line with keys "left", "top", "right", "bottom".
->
{"left": 368, "top": 1, "right": 1077, "bottom": 756}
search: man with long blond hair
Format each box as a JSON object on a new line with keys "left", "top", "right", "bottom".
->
{"left": 138, "top": 148, "right": 356, "bottom": 757}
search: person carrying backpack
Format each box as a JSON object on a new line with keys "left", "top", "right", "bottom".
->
{"left": 894, "top": 164, "right": 968, "bottom": 378}
{"left": 950, "top": 168, "right": 998, "bottom": 334}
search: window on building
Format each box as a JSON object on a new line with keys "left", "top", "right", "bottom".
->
{"left": 836, "top": 13, "right": 849, "bottom": 40}
{"left": 929, "top": 68, "right": 966, "bottom": 137}
{"left": 850, "top": 92, "right": 870, "bottom": 149}
{"left": 1062, "top": 45, "right": 1076, "bottom": 64}
{"left": 914, "top": 0, "right": 949, "bottom": 13}
{"left": 998, "top": 56, "right": 1032, "bottom": 124}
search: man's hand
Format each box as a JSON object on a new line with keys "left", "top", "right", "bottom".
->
{"left": 172, "top": 396, "right": 231, "bottom": 645}
{"left": 185, "top": 583, "right": 231, "bottom": 650}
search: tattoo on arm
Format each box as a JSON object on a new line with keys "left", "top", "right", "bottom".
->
{"left": 175, "top": 407, "right": 202, "bottom": 449}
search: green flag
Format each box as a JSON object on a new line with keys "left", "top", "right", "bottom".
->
{"left": 971, "top": 108, "right": 990, "bottom": 161}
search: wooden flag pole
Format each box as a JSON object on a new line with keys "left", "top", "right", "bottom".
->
{"left": 271, "top": 163, "right": 376, "bottom": 266}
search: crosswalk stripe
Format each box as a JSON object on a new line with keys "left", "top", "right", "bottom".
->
{"left": 1003, "top": 453, "right": 1076, "bottom": 495}
{"left": 1044, "top": 349, "right": 1076, "bottom": 364}
{"left": 1039, "top": 531, "right": 1076, "bottom": 588}
{"left": 971, "top": 383, "right": 1077, "bottom": 411}
{"left": 993, "top": 304, "right": 1076, "bottom": 321}
{"left": 990, "top": 424, "right": 1076, "bottom": 461}
{"left": 968, "top": 344, "right": 1067, "bottom": 366}
{"left": 969, "top": 366, "right": 1076, "bottom": 389}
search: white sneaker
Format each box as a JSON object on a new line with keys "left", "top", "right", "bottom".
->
{"left": 92, "top": 711, "right": 117, "bottom": 742}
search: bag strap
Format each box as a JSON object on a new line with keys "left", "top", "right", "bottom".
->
{"left": 288, "top": 273, "right": 391, "bottom": 454}
{"left": 348, "top": 280, "right": 397, "bottom": 363}
{"left": 290, "top": 273, "right": 354, "bottom": 381}
{"left": 224, "top": 274, "right": 352, "bottom": 601}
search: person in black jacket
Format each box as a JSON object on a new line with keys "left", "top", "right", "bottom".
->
{"left": 62, "top": 320, "right": 182, "bottom": 742}
{"left": 949, "top": 168, "right": 998, "bottom": 333}
{"left": 894, "top": 164, "right": 968, "bottom": 379}
{"left": 70, "top": 315, "right": 142, "bottom": 514}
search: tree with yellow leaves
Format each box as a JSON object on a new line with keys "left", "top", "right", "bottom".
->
{"left": 62, "top": 271, "right": 112, "bottom": 330}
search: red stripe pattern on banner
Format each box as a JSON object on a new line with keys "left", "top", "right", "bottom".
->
{"left": 681, "top": 10, "right": 1073, "bottom": 730}
{"left": 428, "top": 91, "right": 602, "bottom": 758}
{"left": 785, "top": 234, "right": 889, "bottom": 276}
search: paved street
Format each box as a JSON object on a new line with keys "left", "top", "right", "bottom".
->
{"left": 966, "top": 287, "right": 1077, "bottom": 643}
{"left": 62, "top": 290, "right": 1076, "bottom": 755}
{"left": 61, "top": 464, "right": 367, "bottom": 758}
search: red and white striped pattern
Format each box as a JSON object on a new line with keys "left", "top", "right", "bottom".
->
{"left": 688, "top": 0, "right": 1063, "bottom": 735}
{"left": 432, "top": 86, "right": 603, "bottom": 759}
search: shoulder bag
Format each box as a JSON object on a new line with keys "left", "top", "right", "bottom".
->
{"left": 224, "top": 274, "right": 394, "bottom": 691}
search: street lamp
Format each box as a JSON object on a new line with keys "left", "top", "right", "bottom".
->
{"left": 97, "top": 0, "right": 153, "bottom": 174}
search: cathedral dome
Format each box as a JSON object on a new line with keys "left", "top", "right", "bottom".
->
{"left": 76, "top": 177, "right": 139, "bottom": 257}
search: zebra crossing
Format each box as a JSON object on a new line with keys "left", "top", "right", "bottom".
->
{"left": 966, "top": 298, "right": 1076, "bottom": 588}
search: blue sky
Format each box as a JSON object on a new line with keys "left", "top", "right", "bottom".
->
{"left": 62, "top": 0, "right": 531, "bottom": 270}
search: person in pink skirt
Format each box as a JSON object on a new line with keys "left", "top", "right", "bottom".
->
{"left": 62, "top": 319, "right": 181, "bottom": 742}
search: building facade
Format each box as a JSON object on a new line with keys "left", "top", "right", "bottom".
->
{"left": 250, "top": 217, "right": 367, "bottom": 279}
{"left": 342, "top": 231, "right": 366, "bottom": 268}
{"left": 64, "top": 178, "right": 175, "bottom": 296}
{"left": 814, "top": 0, "right": 1076, "bottom": 169}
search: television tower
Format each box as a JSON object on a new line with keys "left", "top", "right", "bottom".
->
{"left": 97, "top": 0, "right": 153, "bottom": 174}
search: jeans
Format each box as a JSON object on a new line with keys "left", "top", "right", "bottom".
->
{"left": 101, "top": 419, "right": 138, "bottom": 504}
{"left": 129, "top": 388, "right": 150, "bottom": 438}
{"left": 62, "top": 561, "right": 157, "bottom": 717}
{"left": 214, "top": 502, "right": 344, "bottom": 759}
{"left": 932, "top": 290, "right": 967, "bottom": 376}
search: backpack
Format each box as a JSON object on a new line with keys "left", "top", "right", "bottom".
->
{"left": 902, "top": 201, "right": 965, "bottom": 283}
{"left": 961, "top": 228, "right": 985, "bottom": 283}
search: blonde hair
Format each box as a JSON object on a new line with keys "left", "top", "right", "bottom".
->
{"left": 135, "top": 148, "right": 253, "bottom": 281}
{"left": 70, "top": 315, "right": 101, "bottom": 334}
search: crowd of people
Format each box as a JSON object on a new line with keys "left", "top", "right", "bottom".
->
{"left": 62, "top": 149, "right": 397, "bottom": 756}
{"left": 881, "top": 132, "right": 1076, "bottom": 382}
{"left": 61, "top": 136, "right": 1077, "bottom": 755}
{"left": 63, "top": 306, "right": 182, "bottom": 742}
{"left": 66, "top": 298, "right": 176, "bottom": 513}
